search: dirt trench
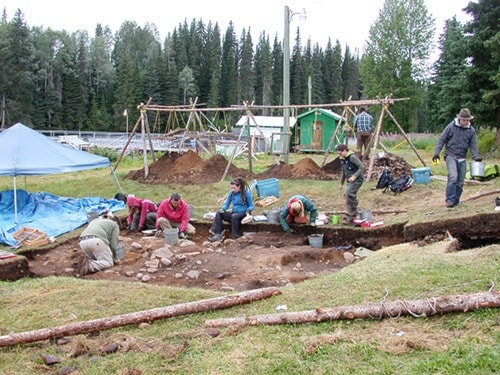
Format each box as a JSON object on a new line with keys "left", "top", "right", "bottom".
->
{"left": 5, "top": 213, "right": 498, "bottom": 291}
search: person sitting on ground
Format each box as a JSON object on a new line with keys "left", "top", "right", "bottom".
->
{"left": 155, "top": 193, "right": 195, "bottom": 238}
{"left": 279, "top": 195, "right": 318, "bottom": 233}
{"left": 114, "top": 192, "right": 127, "bottom": 205}
{"left": 209, "top": 177, "right": 254, "bottom": 241}
{"left": 77, "top": 213, "right": 123, "bottom": 277}
{"left": 126, "top": 195, "right": 157, "bottom": 232}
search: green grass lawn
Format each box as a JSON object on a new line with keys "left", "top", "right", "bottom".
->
{"left": 0, "top": 145, "right": 499, "bottom": 374}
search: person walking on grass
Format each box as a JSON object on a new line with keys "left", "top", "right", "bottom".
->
{"left": 336, "top": 143, "right": 365, "bottom": 223}
{"left": 209, "top": 177, "right": 254, "bottom": 241}
{"left": 433, "top": 108, "right": 482, "bottom": 208}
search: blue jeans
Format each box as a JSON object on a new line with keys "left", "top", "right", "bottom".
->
{"left": 445, "top": 155, "right": 467, "bottom": 205}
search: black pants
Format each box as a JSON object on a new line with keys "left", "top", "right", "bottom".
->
{"left": 211, "top": 211, "right": 246, "bottom": 238}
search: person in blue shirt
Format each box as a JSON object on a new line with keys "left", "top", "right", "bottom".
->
{"left": 354, "top": 107, "right": 374, "bottom": 160}
{"left": 433, "top": 108, "right": 481, "bottom": 208}
{"left": 209, "top": 177, "right": 255, "bottom": 241}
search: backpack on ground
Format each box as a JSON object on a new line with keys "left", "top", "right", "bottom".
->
{"left": 376, "top": 168, "right": 393, "bottom": 189}
{"left": 385, "top": 174, "right": 413, "bottom": 194}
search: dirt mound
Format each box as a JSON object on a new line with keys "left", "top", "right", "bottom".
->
{"left": 126, "top": 150, "right": 253, "bottom": 184}
{"left": 257, "top": 158, "right": 335, "bottom": 180}
{"left": 125, "top": 150, "right": 414, "bottom": 185}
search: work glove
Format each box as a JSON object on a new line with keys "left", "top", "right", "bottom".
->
{"left": 474, "top": 157, "right": 482, "bottom": 162}
{"left": 432, "top": 155, "right": 440, "bottom": 163}
{"left": 179, "top": 231, "right": 186, "bottom": 239}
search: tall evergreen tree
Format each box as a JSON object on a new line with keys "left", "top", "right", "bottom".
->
{"left": 219, "top": 22, "right": 238, "bottom": 108}
{"left": 359, "top": 0, "right": 435, "bottom": 131}
{"left": 206, "top": 23, "right": 222, "bottom": 109}
{"left": 464, "top": 0, "right": 500, "bottom": 130}
{"left": 270, "top": 35, "right": 283, "bottom": 108}
{"left": 427, "top": 17, "right": 468, "bottom": 131}
{"left": 290, "top": 28, "right": 306, "bottom": 105}
{"left": 341, "top": 46, "right": 360, "bottom": 101}
{"left": 254, "top": 32, "right": 273, "bottom": 112}
{"left": 323, "top": 39, "right": 343, "bottom": 103}
{"left": 238, "top": 29, "right": 255, "bottom": 104}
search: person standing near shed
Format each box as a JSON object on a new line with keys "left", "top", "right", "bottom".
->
{"left": 354, "top": 107, "right": 373, "bottom": 160}
{"left": 336, "top": 143, "right": 365, "bottom": 223}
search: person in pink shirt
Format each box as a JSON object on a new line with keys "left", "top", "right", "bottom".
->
{"left": 156, "top": 193, "right": 195, "bottom": 238}
{"left": 126, "top": 195, "right": 157, "bottom": 232}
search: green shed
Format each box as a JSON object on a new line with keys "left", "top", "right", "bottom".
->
{"left": 296, "top": 108, "right": 345, "bottom": 152}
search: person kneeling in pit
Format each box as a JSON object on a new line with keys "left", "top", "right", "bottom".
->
{"left": 77, "top": 213, "right": 123, "bottom": 277}
{"left": 280, "top": 195, "right": 317, "bottom": 233}
{"left": 155, "top": 193, "right": 196, "bottom": 239}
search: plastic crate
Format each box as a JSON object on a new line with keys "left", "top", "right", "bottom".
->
{"left": 256, "top": 178, "right": 280, "bottom": 198}
{"left": 411, "top": 167, "right": 430, "bottom": 184}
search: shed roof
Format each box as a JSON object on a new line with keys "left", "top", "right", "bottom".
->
{"left": 235, "top": 115, "right": 297, "bottom": 128}
{"left": 297, "top": 108, "right": 344, "bottom": 121}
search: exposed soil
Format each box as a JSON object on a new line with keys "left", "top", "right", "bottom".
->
{"left": 25, "top": 225, "right": 357, "bottom": 292}
{"left": 125, "top": 150, "right": 415, "bottom": 184}
{"left": 7, "top": 151, "right": 498, "bottom": 291}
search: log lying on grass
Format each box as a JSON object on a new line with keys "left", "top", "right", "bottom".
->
{"left": 0, "top": 287, "right": 281, "bottom": 348}
{"left": 204, "top": 290, "right": 499, "bottom": 328}
{"left": 463, "top": 188, "right": 500, "bottom": 202}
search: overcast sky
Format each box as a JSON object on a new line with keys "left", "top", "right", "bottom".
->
{"left": 3, "top": 0, "right": 472, "bottom": 58}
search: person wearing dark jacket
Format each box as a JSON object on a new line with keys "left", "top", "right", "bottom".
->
{"left": 433, "top": 108, "right": 481, "bottom": 208}
{"left": 336, "top": 143, "right": 365, "bottom": 223}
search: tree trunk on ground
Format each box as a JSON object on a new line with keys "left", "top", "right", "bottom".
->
{"left": 0, "top": 287, "right": 281, "bottom": 348}
{"left": 463, "top": 189, "right": 500, "bottom": 202}
{"left": 204, "top": 290, "right": 499, "bottom": 328}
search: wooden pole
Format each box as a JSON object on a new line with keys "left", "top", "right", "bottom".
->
{"left": 0, "top": 287, "right": 281, "bottom": 348}
{"left": 366, "top": 105, "right": 387, "bottom": 181}
{"left": 385, "top": 108, "right": 427, "bottom": 167}
{"left": 113, "top": 116, "right": 141, "bottom": 171}
{"left": 321, "top": 107, "right": 349, "bottom": 166}
{"left": 204, "top": 290, "right": 499, "bottom": 328}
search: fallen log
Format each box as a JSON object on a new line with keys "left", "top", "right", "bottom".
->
{"left": 0, "top": 287, "right": 281, "bottom": 348}
{"left": 204, "top": 290, "right": 499, "bottom": 328}
{"left": 463, "top": 188, "right": 500, "bottom": 202}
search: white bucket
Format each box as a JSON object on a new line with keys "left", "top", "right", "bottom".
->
{"left": 470, "top": 161, "right": 485, "bottom": 177}
{"left": 308, "top": 234, "right": 324, "bottom": 248}
{"left": 267, "top": 208, "right": 281, "bottom": 224}
{"left": 163, "top": 228, "right": 179, "bottom": 245}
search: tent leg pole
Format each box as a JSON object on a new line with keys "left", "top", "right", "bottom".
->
{"left": 13, "top": 176, "right": 17, "bottom": 224}
{"left": 110, "top": 167, "right": 124, "bottom": 194}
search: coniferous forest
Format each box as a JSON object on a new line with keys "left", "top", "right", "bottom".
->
{"left": 0, "top": 0, "right": 497, "bottom": 135}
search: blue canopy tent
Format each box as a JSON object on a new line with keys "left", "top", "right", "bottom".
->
{"left": 0, "top": 123, "right": 124, "bottom": 245}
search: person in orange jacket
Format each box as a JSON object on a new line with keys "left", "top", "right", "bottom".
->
{"left": 126, "top": 195, "right": 157, "bottom": 232}
{"left": 156, "top": 193, "right": 195, "bottom": 238}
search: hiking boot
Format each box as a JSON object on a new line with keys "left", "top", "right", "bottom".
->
{"left": 208, "top": 233, "right": 222, "bottom": 242}
{"left": 77, "top": 255, "right": 90, "bottom": 277}
{"left": 445, "top": 201, "right": 455, "bottom": 208}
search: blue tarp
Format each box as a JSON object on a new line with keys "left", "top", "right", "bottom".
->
{"left": 0, "top": 190, "right": 125, "bottom": 246}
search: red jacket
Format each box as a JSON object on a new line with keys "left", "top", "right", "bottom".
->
{"left": 127, "top": 197, "right": 157, "bottom": 229}
{"left": 156, "top": 198, "right": 190, "bottom": 232}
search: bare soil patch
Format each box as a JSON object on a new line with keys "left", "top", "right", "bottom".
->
{"left": 26, "top": 226, "right": 354, "bottom": 292}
